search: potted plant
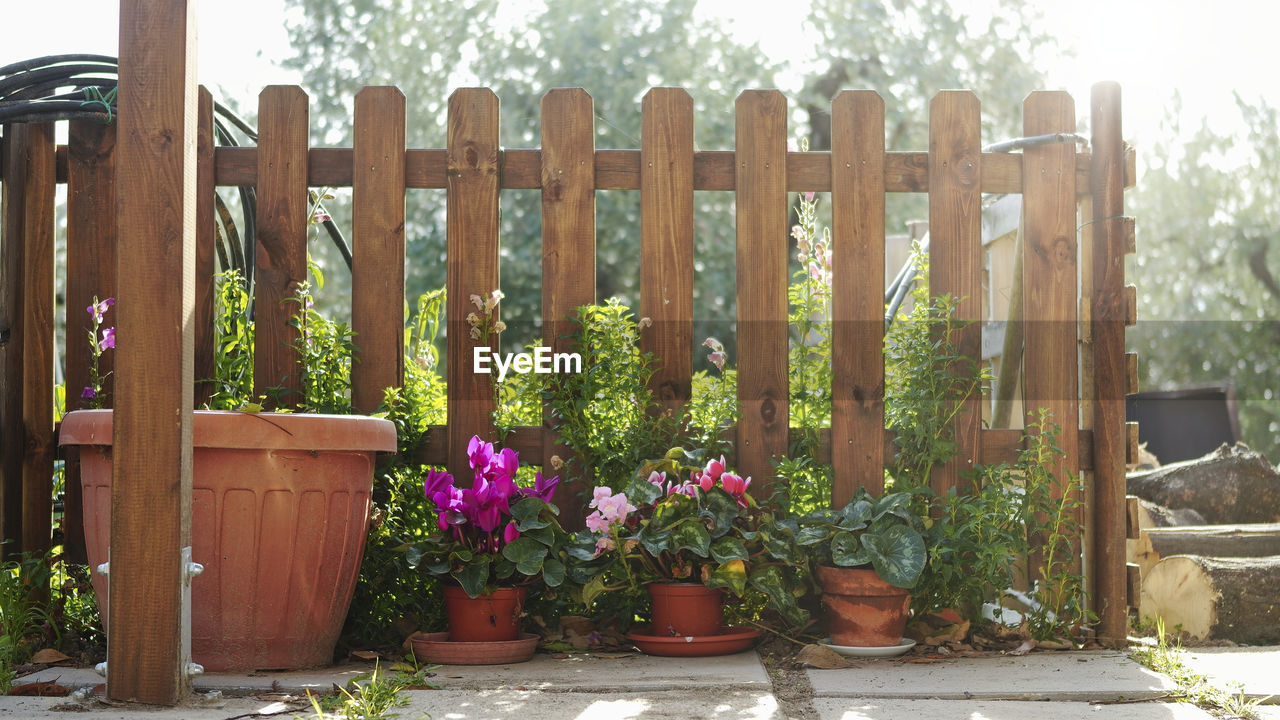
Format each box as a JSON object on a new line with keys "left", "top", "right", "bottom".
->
{"left": 571, "top": 449, "right": 807, "bottom": 656}
{"left": 59, "top": 285, "right": 399, "bottom": 671}
{"left": 405, "top": 435, "right": 568, "bottom": 664}
{"left": 797, "top": 488, "right": 927, "bottom": 649}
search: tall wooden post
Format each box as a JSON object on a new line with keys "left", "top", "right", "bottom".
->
{"left": 112, "top": 0, "right": 198, "bottom": 703}
{"left": 1090, "top": 82, "right": 1129, "bottom": 646}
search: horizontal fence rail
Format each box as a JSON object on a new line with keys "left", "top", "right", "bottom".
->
{"left": 1, "top": 84, "right": 1137, "bottom": 642}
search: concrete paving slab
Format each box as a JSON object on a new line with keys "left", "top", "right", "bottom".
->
{"left": 812, "top": 698, "right": 1214, "bottom": 720}
{"left": 17, "top": 650, "right": 769, "bottom": 696}
{"left": 1181, "top": 646, "right": 1280, "bottom": 702}
{"left": 401, "top": 689, "right": 782, "bottom": 719}
{"left": 806, "top": 651, "right": 1175, "bottom": 702}
{"left": 0, "top": 694, "right": 313, "bottom": 719}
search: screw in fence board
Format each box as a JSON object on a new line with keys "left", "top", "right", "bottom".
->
{"left": 254, "top": 86, "right": 309, "bottom": 408}
{"left": 352, "top": 87, "right": 407, "bottom": 414}
{"left": 446, "top": 89, "right": 500, "bottom": 480}
{"left": 110, "top": 0, "right": 198, "bottom": 702}
{"left": 927, "top": 91, "right": 983, "bottom": 499}
{"left": 540, "top": 88, "right": 596, "bottom": 529}
{"left": 830, "top": 90, "right": 886, "bottom": 506}
{"left": 1089, "top": 81, "right": 1129, "bottom": 646}
{"left": 734, "top": 90, "right": 789, "bottom": 494}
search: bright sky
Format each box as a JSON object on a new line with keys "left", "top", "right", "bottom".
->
{"left": 3, "top": 0, "right": 1279, "bottom": 156}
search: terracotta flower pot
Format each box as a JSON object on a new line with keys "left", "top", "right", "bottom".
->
{"left": 816, "top": 565, "right": 911, "bottom": 647}
{"left": 648, "top": 583, "right": 724, "bottom": 637}
{"left": 444, "top": 585, "right": 526, "bottom": 642}
{"left": 59, "top": 409, "right": 397, "bottom": 671}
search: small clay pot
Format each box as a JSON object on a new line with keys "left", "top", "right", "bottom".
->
{"left": 816, "top": 565, "right": 911, "bottom": 647}
{"left": 444, "top": 585, "right": 526, "bottom": 642}
{"left": 648, "top": 583, "right": 724, "bottom": 637}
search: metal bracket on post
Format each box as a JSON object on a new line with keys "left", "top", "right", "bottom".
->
{"left": 181, "top": 546, "right": 202, "bottom": 685}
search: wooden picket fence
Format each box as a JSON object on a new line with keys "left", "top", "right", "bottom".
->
{"left": 1, "top": 84, "right": 1136, "bottom": 649}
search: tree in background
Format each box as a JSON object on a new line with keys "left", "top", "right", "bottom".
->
{"left": 1128, "top": 95, "right": 1280, "bottom": 462}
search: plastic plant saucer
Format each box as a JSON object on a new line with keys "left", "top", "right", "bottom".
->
{"left": 819, "top": 637, "right": 916, "bottom": 658}
{"left": 408, "top": 631, "right": 539, "bottom": 665}
{"left": 626, "top": 625, "right": 761, "bottom": 657}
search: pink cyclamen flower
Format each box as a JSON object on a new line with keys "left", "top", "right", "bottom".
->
{"left": 593, "top": 535, "right": 615, "bottom": 556}
{"left": 696, "top": 472, "right": 714, "bottom": 492}
{"left": 720, "top": 473, "right": 752, "bottom": 506}
{"left": 589, "top": 486, "right": 614, "bottom": 509}
{"left": 100, "top": 327, "right": 116, "bottom": 350}
{"left": 584, "top": 510, "right": 611, "bottom": 533}
{"left": 596, "top": 492, "right": 635, "bottom": 523}
{"left": 647, "top": 470, "right": 666, "bottom": 487}
{"left": 503, "top": 521, "right": 520, "bottom": 544}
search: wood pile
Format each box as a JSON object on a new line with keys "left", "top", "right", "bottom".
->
{"left": 1126, "top": 443, "right": 1280, "bottom": 643}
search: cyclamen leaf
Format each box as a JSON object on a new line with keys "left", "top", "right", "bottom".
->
{"left": 453, "top": 559, "right": 490, "bottom": 598}
{"left": 668, "top": 519, "right": 711, "bottom": 558}
{"left": 830, "top": 530, "right": 870, "bottom": 567}
{"left": 861, "top": 524, "right": 926, "bottom": 589}
{"left": 706, "top": 558, "right": 747, "bottom": 596}
{"left": 710, "top": 536, "right": 749, "bottom": 563}
{"left": 542, "top": 558, "right": 565, "bottom": 588}
{"left": 502, "top": 536, "right": 549, "bottom": 576}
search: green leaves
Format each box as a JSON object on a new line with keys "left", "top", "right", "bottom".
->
{"left": 798, "top": 488, "right": 927, "bottom": 589}
{"left": 861, "top": 523, "right": 926, "bottom": 589}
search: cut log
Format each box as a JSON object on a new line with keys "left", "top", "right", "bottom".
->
{"left": 1134, "top": 497, "right": 1206, "bottom": 528}
{"left": 1139, "top": 554, "right": 1280, "bottom": 644}
{"left": 1147, "top": 524, "right": 1280, "bottom": 559}
{"left": 1127, "top": 443, "right": 1280, "bottom": 524}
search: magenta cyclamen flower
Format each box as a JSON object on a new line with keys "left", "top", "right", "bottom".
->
{"left": 518, "top": 471, "right": 560, "bottom": 503}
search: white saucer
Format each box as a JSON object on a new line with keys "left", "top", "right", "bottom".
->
{"left": 819, "top": 637, "right": 916, "bottom": 657}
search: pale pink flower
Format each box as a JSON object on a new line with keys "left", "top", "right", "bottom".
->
{"left": 594, "top": 535, "right": 615, "bottom": 556}
{"left": 585, "top": 511, "right": 611, "bottom": 533}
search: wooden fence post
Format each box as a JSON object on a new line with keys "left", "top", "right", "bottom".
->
{"left": 640, "top": 88, "right": 694, "bottom": 417}
{"left": 0, "top": 126, "right": 28, "bottom": 552}
{"left": 541, "top": 88, "right": 596, "bottom": 528}
{"left": 446, "top": 89, "right": 500, "bottom": 479}
{"left": 830, "top": 90, "right": 886, "bottom": 505}
{"left": 927, "top": 91, "right": 983, "bottom": 498}
{"left": 1090, "top": 81, "right": 1129, "bottom": 646}
{"left": 734, "top": 90, "right": 789, "bottom": 491}
{"left": 352, "top": 87, "right": 407, "bottom": 413}
{"left": 255, "top": 86, "right": 309, "bottom": 406}
{"left": 65, "top": 119, "right": 120, "bottom": 564}
{"left": 111, "top": 0, "right": 198, "bottom": 703}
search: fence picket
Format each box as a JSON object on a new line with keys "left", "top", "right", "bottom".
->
{"left": 540, "top": 88, "right": 596, "bottom": 527}
{"left": 927, "top": 91, "right": 983, "bottom": 499}
{"left": 446, "top": 89, "right": 501, "bottom": 479}
{"left": 64, "top": 119, "right": 119, "bottom": 563}
{"left": 1022, "top": 91, "right": 1081, "bottom": 575}
{"left": 734, "top": 90, "right": 789, "bottom": 491}
{"left": 195, "top": 88, "right": 216, "bottom": 408}
{"left": 254, "top": 86, "right": 310, "bottom": 406}
{"left": 830, "top": 91, "right": 887, "bottom": 504}
{"left": 352, "top": 87, "right": 407, "bottom": 413}
{"left": 640, "top": 88, "right": 694, "bottom": 415}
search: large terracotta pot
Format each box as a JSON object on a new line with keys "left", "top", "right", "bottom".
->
{"left": 648, "top": 583, "right": 724, "bottom": 637}
{"left": 59, "top": 409, "right": 397, "bottom": 671}
{"left": 816, "top": 565, "right": 911, "bottom": 647}
{"left": 443, "top": 585, "right": 526, "bottom": 642}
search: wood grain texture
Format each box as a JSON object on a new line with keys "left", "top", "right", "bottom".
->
{"left": 734, "top": 90, "right": 789, "bottom": 491}
{"left": 194, "top": 87, "right": 216, "bottom": 408}
{"left": 352, "top": 87, "right": 407, "bottom": 413}
{"left": 446, "top": 89, "right": 500, "bottom": 479}
{"left": 1089, "top": 81, "right": 1129, "bottom": 645}
{"left": 19, "top": 123, "right": 55, "bottom": 559}
{"left": 110, "top": 0, "right": 198, "bottom": 701}
{"left": 1022, "top": 91, "right": 1081, "bottom": 575}
{"left": 540, "top": 89, "right": 596, "bottom": 529}
{"left": 64, "top": 119, "right": 119, "bottom": 564}
{"left": 639, "top": 88, "right": 694, "bottom": 415}
{"left": 0, "top": 125, "right": 29, "bottom": 551}
{"left": 254, "top": 86, "right": 309, "bottom": 406}
{"left": 927, "top": 91, "right": 983, "bottom": 499}
{"left": 212, "top": 146, "right": 1095, "bottom": 195}
{"left": 830, "top": 91, "right": 886, "bottom": 505}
